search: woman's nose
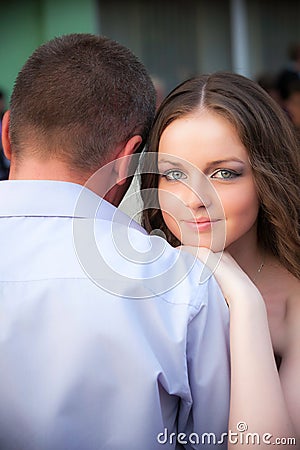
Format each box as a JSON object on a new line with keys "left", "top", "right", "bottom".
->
{"left": 182, "top": 181, "right": 212, "bottom": 210}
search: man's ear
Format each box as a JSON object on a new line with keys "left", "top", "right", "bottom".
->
{"left": 1, "top": 111, "right": 12, "bottom": 161}
{"left": 114, "top": 135, "right": 142, "bottom": 185}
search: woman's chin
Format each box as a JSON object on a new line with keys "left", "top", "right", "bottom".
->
{"left": 180, "top": 236, "right": 226, "bottom": 253}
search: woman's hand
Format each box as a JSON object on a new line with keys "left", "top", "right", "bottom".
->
{"left": 179, "top": 245, "right": 263, "bottom": 307}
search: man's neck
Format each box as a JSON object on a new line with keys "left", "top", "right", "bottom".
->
{"left": 9, "top": 157, "right": 88, "bottom": 186}
{"left": 8, "top": 156, "right": 126, "bottom": 206}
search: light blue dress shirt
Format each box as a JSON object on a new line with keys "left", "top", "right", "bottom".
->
{"left": 0, "top": 180, "right": 230, "bottom": 450}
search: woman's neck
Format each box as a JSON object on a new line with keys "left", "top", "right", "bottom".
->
{"left": 226, "top": 225, "right": 265, "bottom": 283}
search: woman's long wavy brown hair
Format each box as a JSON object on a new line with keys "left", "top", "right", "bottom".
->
{"left": 140, "top": 72, "right": 300, "bottom": 279}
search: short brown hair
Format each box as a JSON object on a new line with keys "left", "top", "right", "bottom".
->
{"left": 9, "top": 33, "right": 156, "bottom": 171}
{"left": 141, "top": 72, "right": 300, "bottom": 279}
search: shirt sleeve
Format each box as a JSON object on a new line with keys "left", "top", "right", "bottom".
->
{"left": 179, "top": 276, "right": 230, "bottom": 449}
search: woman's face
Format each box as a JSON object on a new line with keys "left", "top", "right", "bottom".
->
{"left": 157, "top": 111, "right": 259, "bottom": 251}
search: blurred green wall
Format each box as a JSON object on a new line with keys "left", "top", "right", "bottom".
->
{"left": 0, "top": 0, "right": 97, "bottom": 105}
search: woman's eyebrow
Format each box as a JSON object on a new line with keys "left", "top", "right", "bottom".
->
{"left": 204, "top": 158, "right": 245, "bottom": 169}
{"left": 157, "top": 159, "right": 186, "bottom": 169}
{"left": 158, "top": 157, "right": 245, "bottom": 169}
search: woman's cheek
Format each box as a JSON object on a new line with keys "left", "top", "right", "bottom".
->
{"left": 158, "top": 187, "right": 183, "bottom": 240}
{"left": 221, "top": 188, "right": 260, "bottom": 246}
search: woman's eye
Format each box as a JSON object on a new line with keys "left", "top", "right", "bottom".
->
{"left": 163, "top": 170, "right": 187, "bottom": 181}
{"left": 211, "top": 169, "right": 239, "bottom": 180}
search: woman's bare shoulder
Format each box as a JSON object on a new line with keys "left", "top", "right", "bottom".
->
{"left": 260, "top": 259, "right": 299, "bottom": 355}
{"left": 263, "top": 256, "right": 299, "bottom": 301}
{"left": 282, "top": 270, "right": 300, "bottom": 355}
{"left": 286, "top": 274, "right": 300, "bottom": 317}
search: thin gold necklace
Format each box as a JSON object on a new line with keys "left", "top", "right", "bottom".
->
{"left": 253, "top": 258, "right": 265, "bottom": 283}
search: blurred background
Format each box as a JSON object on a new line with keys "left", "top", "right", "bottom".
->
{"left": 1, "top": 0, "right": 300, "bottom": 99}
{"left": 1, "top": 0, "right": 300, "bottom": 179}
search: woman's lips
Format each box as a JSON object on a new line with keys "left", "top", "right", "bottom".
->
{"left": 182, "top": 218, "right": 221, "bottom": 231}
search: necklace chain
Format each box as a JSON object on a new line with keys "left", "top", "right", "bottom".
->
{"left": 257, "top": 260, "right": 264, "bottom": 274}
{"left": 253, "top": 257, "right": 265, "bottom": 283}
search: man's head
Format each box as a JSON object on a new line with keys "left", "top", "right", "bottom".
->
{"left": 2, "top": 34, "right": 156, "bottom": 200}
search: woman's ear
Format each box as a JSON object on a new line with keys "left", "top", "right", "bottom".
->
{"left": 1, "top": 111, "right": 12, "bottom": 161}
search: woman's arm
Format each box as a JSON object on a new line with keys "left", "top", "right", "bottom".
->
{"left": 228, "top": 280, "right": 296, "bottom": 449}
{"left": 180, "top": 247, "right": 298, "bottom": 449}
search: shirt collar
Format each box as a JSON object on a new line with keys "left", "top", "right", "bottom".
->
{"left": 0, "top": 180, "right": 131, "bottom": 224}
